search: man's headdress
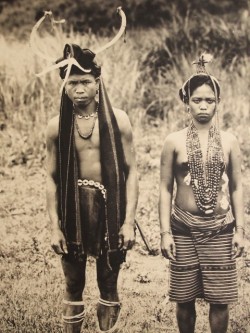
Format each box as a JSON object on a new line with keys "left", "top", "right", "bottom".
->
{"left": 31, "top": 9, "right": 127, "bottom": 266}
{"left": 30, "top": 8, "right": 126, "bottom": 92}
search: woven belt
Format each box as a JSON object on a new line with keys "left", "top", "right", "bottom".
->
{"left": 78, "top": 179, "right": 107, "bottom": 199}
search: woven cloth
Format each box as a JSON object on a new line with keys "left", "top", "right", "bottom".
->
{"left": 169, "top": 205, "right": 237, "bottom": 304}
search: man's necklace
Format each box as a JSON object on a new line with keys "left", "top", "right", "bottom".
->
{"left": 77, "top": 112, "right": 97, "bottom": 119}
{"left": 74, "top": 104, "right": 98, "bottom": 140}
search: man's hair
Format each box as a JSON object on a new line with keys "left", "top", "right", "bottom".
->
{"left": 179, "top": 74, "right": 220, "bottom": 104}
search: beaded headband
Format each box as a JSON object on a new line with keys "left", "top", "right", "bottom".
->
{"left": 30, "top": 8, "right": 126, "bottom": 93}
{"left": 181, "top": 53, "right": 220, "bottom": 104}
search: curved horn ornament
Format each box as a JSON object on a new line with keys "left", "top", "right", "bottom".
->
{"left": 95, "top": 7, "right": 126, "bottom": 54}
{"left": 30, "top": 11, "right": 65, "bottom": 62}
{"left": 30, "top": 7, "right": 127, "bottom": 93}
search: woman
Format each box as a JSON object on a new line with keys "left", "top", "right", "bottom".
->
{"left": 159, "top": 54, "right": 245, "bottom": 333}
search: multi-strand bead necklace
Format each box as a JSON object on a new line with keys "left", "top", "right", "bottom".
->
{"left": 186, "top": 121, "right": 224, "bottom": 215}
{"left": 74, "top": 104, "right": 98, "bottom": 140}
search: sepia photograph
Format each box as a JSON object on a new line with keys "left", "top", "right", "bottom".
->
{"left": 0, "top": 0, "right": 249, "bottom": 332}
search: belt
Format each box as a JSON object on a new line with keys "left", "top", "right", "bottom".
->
{"left": 78, "top": 179, "right": 107, "bottom": 199}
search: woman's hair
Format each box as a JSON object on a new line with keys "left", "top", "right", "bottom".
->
{"left": 179, "top": 74, "right": 220, "bottom": 104}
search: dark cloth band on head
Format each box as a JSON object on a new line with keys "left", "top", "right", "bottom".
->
{"left": 56, "top": 44, "right": 101, "bottom": 79}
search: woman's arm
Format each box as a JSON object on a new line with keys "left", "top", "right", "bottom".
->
{"left": 228, "top": 134, "right": 245, "bottom": 258}
{"left": 159, "top": 134, "right": 176, "bottom": 260}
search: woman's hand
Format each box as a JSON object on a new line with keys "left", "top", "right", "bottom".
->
{"left": 161, "top": 233, "right": 176, "bottom": 261}
{"left": 232, "top": 231, "right": 245, "bottom": 259}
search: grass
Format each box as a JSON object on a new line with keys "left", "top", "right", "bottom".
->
{"left": 0, "top": 126, "right": 249, "bottom": 332}
{"left": 0, "top": 15, "right": 249, "bottom": 333}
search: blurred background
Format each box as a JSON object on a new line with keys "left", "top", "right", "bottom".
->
{"left": 0, "top": 0, "right": 249, "bottom": 167}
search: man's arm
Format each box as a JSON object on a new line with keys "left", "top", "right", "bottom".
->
{"left": 46, "top": 116, "right": 67, "bottom": 255}
{"left": 114, "top": 109, "right": 139, "bottom": 250}
{"left": 159, "top": 134, "right": 176, "bottom": 260}
{"left": 227, "top": 133, "right": 245, "bottom": 258}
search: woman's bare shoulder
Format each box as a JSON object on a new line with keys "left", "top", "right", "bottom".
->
{"left": 161, "top": 128, "right": 187, "bottom": 153}
{"left": 164, "top": 128, "right": 187, "bottom": 144}
{"left": 221, "top": 130, "right": 237, "bottom": 140}
{"left": 221, "top": 130, "right": 239, "bottom": 146}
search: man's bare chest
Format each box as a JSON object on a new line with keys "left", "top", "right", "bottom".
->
{"left": 74, "top": 119, "right": 100, "bottom": 153}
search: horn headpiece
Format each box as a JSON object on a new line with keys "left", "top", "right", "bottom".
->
{"left": 30, "top": 7, "right": 127, "bottom": 92}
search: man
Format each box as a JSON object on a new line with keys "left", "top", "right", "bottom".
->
{"left": 45, "top": 42, "right": 138, "bottom": 333}
{"left": 159, "top": 54, "right": 245, "bottom": 333}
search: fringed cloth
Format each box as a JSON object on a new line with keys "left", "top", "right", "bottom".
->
{"left": 58, "top": 78, "right": 126, "bottom": 267}
{"left": 169, "top": 205, "right": 238, "bottom": 304}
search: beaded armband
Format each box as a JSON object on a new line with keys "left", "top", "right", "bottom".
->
{"left": 160, "top": 230, "right": 172, "bottom": 236}
{"left": 236, "top": 226, "right": 245, "bottom": 234}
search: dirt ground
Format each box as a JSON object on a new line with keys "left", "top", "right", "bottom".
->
{"left": 0, "top": 128, "right": 250, "bottom": 332}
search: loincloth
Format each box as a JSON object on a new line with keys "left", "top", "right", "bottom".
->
{"left": 74, "top": 179, "right": 106, "bottom": 258}
{"left": 169, "top": 205, "right": 238, "bottom": 304}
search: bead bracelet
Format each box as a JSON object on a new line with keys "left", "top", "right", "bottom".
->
{"left": 160, "top": 230, "right": 172, "bottom": 236}
{"left": 236, "top": 226, "right": 245, "bottom": 234}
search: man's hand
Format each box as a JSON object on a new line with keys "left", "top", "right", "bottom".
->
{"left": 118, "top": 223, "right": 135, "bottom": 251}
{"left": 51, "top": 228, "right": 68, "bottom": 255}
{"left": 161, "top": 233, "right": 176, "bottom": 261}
{"left": 232, "top": 231, "right": 245, "bottom": 259}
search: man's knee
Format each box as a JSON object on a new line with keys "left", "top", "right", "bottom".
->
{"left": 97, "top": 264, "right": 120, "bottom": 295}
{"left": 65, "top": 277, "right": 85, "bottom": 295}
{"left": 61, "top": 256, "right": 86, "bottom": 295}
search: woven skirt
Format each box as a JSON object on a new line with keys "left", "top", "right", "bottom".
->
{"left": 169, "top": 228, "right": 238, "bottom": 304}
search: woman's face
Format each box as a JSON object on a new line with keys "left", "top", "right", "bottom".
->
{"left": 189, "top": 84, "right": 217, "bottom": 124}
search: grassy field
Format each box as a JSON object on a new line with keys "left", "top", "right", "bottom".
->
{"left": 0, "top": 18, "right": 249, "bottom": 333}
{"left": 0, "top": 124, "right": 249, "bottom": 333}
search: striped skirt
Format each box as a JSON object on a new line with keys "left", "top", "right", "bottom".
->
{"left": 169, "top": 208, "right": 238, "bottom": 304}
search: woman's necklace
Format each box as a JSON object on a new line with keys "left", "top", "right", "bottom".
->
{"left": 74, "top": 104, "right": 98, "bottom": 140}
{"left": 186, "top": 121, "right": 224, "bottom": 215}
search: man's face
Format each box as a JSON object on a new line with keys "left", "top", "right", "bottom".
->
{"left": 189, "top": 84, "right": 217, "bottom": 124}
{"left": 65, "top": 73, "right": 99, "bottom": 107}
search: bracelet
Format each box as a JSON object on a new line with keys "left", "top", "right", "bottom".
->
{"left": 236, "top": 226, "right": 245, "bottom": 234}
{"left": 160, "top": 230, "right": 172, "bottom": 236}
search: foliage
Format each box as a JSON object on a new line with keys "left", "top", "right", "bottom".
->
{"left": 0, "top": 0, "right": 248, "bottom": 37}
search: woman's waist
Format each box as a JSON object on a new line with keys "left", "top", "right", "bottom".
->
{"left": 175, "top": 191, "right": 230, "bottom": 216}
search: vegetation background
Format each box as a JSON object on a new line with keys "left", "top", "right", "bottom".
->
{"left": 0, "top": 0, "right": 249, "bottom": 332}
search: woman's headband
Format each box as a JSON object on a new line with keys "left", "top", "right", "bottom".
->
{"left": 181, "top": 53, "right": 220, "bottom": 103}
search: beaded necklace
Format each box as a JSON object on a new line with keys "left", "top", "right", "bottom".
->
{"left": 74, "top": 104, "right": 98, "bottom": 140}
{"left": 186, "top": 121, "right": 225, "bottom": 215}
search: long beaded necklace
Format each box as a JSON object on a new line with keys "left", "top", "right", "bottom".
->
{"left": 186, "top": 121, "right": 224, "bottom": 215}
{"left": 74, "top": 104, "right": 98, "bottom": 140}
